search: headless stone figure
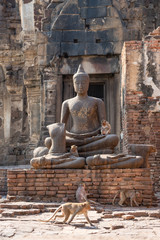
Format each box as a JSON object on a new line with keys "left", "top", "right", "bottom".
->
{"left": 30, "top": 123, "right": 85, "bottom": 169}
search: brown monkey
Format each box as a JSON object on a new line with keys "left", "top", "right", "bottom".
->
{"left": 40, "top": 201, "right": 94, "bottom": 226}
{"left": 76, "top": 183, "right": 101, "bottom": 206}
{"left": 70, "top": 145, "right": 79, "bottom": 157}
{"left": 101, "top": 120, "right": 111, "bottom": 135}
{"left": 76, "top": 182, "right": 88, "bottom": 202}
{"left": 112, "top": 190, "right": 142, "bottom": 207}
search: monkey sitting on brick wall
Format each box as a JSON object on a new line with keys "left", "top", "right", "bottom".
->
{"left": 112, "top": 189, "right": 142, "bottom": 207}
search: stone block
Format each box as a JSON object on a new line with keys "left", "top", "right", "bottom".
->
{"left": 42, "top": 22, "right": 51, "bottom": 32}
{"left": 106, "top": 6, "right": 120, "bottom": 18}
{"left": 37, "top": 44, "right": 46, "bottom": 56}
{"left": 85, "top": 42, "right": 113, "bottom": 55}
{"left": 122, "top": 215, "right": 135, "bottom": 220}
{"left": 62, "top": 0, "right": 79, "bottom": 14}
{"left": 86, "top": 17, "right": 122, "bottom": 31}
{"left": 78, "top": 0, "right": 111, "bottom": 7}
{"left": 86, "top": 29, "right": 123, "bottom": 42}
{"left": 52, "top": 15, "right": 85, "bottom": 30}
{"left": 61, "top": 42, "right": 85, "bottom": 56}
{"left": 62, "top": 30, "right": 85, "bottom": 42}
{"left": 49, "top": 31, "right": 62, "bottom": 42}
{"left": 80, "top": 7, "right": 107, "bottom": 19}
{"left": 47, "top": 42, "right": 60, "bottom": 55}
{"left": 36, "top": 32, "right": 47, "bottom": 44}
{"left": 112, "top": 41, "right": 123, "bottom": 54}
{"left": 38, "top": 55, "right": 47, "bottom": 66}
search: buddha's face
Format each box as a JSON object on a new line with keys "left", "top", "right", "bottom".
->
{"left": 73, "top": 75, "right": 89, "bottom": 95}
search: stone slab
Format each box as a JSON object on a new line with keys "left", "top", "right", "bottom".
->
{"left": 80, "top": 7, "right": 107, "bottom": 19}
{"left": 78, "top": 0, "right": 112, "bottom": 7}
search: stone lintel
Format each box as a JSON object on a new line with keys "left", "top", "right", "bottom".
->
{"left": 60, "top": 56, "right": 119, "bottom": 75}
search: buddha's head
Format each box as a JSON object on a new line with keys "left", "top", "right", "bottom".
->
{"left": 73, "top": 64, "right": 89, "bottom": 96}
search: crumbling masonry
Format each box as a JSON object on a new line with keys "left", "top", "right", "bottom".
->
{"left": 0, "top": 0, "right": 160, "bottom": 193}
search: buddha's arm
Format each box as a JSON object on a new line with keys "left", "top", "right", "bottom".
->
{"left": 97, "top": 99, "right": 106, "bottom": 122}
{"left": 60, "top": 100, "right": 70, "bottom": 124}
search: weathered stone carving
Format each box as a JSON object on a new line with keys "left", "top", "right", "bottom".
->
{"left": 86, "top": 153, "right": 144, "bottom": 169}
{"left": 61, "top": 64, "right": 119, "bottom": 157}
{"left": 30, "top": 123, "right": 85, "bottom": 169}
{"left": 31, "top": 65, "right": 156, "bottom": 169}
{"left": 128, "top": 144, "right": 157, "bottom": 168}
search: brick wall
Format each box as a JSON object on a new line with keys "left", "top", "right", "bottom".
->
{"left": 7, "top": 168, "right": 154, "bottom": 206}
{"left": 121, "top": 29, "right": 160, "bottom": 191}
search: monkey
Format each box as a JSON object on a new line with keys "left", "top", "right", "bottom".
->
{"left": 101, "top": 120, "right": 111, "bottom": 135}
{"left": 70, "top": 145, "right": 79, "bottom": 157}
{"left": 40, "top": 201, "right": 94, "bottom": 226}
{"left": 76, "top": 183, "right": 101, "bottom": 206}
{"left": 76, "top": 182, "right": 88, "bottom": 203}
{"left": 112, "top": 189, "right": 142, "bottom": 207}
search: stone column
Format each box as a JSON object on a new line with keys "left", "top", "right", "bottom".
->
{"left": 5, "top": 85, "right": 24, "bottom": 143}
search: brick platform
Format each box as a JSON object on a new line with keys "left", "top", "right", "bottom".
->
{"left": 7, "top": 168, "right": 154, "bottom": 206}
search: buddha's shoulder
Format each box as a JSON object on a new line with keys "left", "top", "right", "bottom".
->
{"left": 88, "top": 96, "right": 104, "bottom": 104}
{"left": 62, "top": 97, "right": 77, "bottom": 105}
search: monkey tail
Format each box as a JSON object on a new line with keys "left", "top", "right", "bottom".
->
{"left": 88, "top": 199, "right": 101, "bottom": 206}
{"left": 39, "top": 205, "right": 62, "bottom": 222}
{"left": 112, "top": 190, "right": 120, "bottom": 205}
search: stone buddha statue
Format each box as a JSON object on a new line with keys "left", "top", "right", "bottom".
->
{"left": 30, "top": 65, "right": 155, "bottom": 169}
{"left": 60, "top": 64, "right": 119, "bottom": 157}
{"left": 60, "top": 65, "right": 146, "bottom": 169}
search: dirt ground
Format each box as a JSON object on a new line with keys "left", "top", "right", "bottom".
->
{"left": 0, "top": 201, "right": 160, "bottom": 240}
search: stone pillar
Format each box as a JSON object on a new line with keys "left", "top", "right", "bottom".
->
{"left": 19, "top": 0, "right": 35, "bottom": 32}
{"left": 5, "top": 85, "right": 24, "bottom": 143}
{"left": 0, "top": 66, "right": 6, "bottom": 145}
{"left": 24, "top": 84, "right": 41, "bottom": 144}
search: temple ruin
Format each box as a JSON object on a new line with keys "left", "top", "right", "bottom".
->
{"left": 0, "top": 0, "right": 160, "bottom": 201}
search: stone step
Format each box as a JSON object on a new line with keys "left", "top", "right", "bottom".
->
{"left": 1, "top": 209, "right": 41, "bottom": 217}
{"left": 0, "top": 201, "right": 60, "bottom": 210}
{"left": 0, "top": 201, "right": 62, "bottom": 217}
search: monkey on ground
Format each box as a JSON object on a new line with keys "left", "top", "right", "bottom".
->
{"left": 112, "top": 189, "right": 142, "bottom": 207}
{"left": 70, "top": 145, "right": 79, "bottom": 157}
{"left": 101, "top": 120, "right": 111, "bottom": 135}
{"left": 40, "top": 201, "right": 94, "bottom": 226}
